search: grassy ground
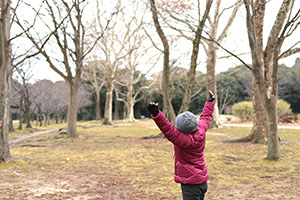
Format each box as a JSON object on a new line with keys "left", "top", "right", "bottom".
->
{"left": 0, "top": 120, "right": 300, "bottom": 199}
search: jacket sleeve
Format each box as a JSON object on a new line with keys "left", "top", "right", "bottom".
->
{"left": 198, "top": 102, "right": 215, "bottom": 134}
{"left": 151, "top": 111, "right": 195, "bottom": 148}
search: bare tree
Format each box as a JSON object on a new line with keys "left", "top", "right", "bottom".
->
{"left": 0, "top": 0, "right": 12, "bottom": 162}
{"left": 93, "top": 0, "right": 142, "bottom": 125}
{"left": 114, "top": 3, "right": 156, "bottom": 122}
{"left": 16, "top": 0, "right": 119, "bottom": 137}
{"left": 52, "top": 81, "right": 69, "bottom": 123}
{"left": 158, "top": 0, "right": 213, "bottom": 114}
{"left": 13, "top": 61, "right": 36, "bottom": 128}
{"left": 148, "top": 0, "right": 213, "bottom": 125}
{"left": 82, "top": 60, "right": 105, "bottom": 121}
{"left": 203, "top": 0, "right": 242, "bottom": 127}
{"left": 243, "top": 0, "right": 299, "bottom": 160}
{"left": 31, "top": 80, "right": 54, "bottom": 126}
{"left": 149, "top": 0, "right": 177, "bottom": 124}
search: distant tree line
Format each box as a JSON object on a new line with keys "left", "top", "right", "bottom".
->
{"left": 81, "top": 57, "right": 300, "bottom": 121}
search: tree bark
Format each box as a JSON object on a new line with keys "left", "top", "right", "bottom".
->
{"left": 149, "top": 0, "right": 176, "bottom": 124}
{"left": 243, "top": 0, "right": 294, "bottom": 160}
{"left": 95, "top": 90, "right": 101, "bottom": 120}
{"left": 113, "top": 92, "right": 119, "bottom": 120}
{"left": 9, "top": 113, "right": 14, "bottom": 132}
{"left": 205, "top": 0, "right": 220, "bottom": 127}
{"left": 179, "top": 0, "right": 213, "bottom": 114}
{"left": 127, "top": 100, "right": 135, "bottom": 122}
{"left": 250, "top": 76, "right": 267, "bottom": 143}
{"left": 66, "top": 81, "right": 79, "bottom": 137}
{"left": 18, "top": 97, "right": 23, "bottom": 130}
{"left": 103, "top": 79, "right": 113, "bottom": 125}
{"left": 205, "top": 0, "right": 241, "bottom": 128}
{"left": 0, "top": 0, "right": 12, "bottom": 162}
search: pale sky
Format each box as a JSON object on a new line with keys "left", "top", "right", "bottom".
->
{"left": 12, "top": 0, "right": 300, "bottom": 83}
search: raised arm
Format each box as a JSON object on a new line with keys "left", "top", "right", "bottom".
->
{"left": 147, "top": 102, "right": 195, "bottom": 148}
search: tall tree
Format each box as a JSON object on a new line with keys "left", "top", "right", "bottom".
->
{"left": 14, "top": 61, "right": 35, "bottom": 128}
{"left": 203, "top": 0, "right": 242, "bottom": 127}
{"left": 149, "top": 0, "right": 213, "bottom": 124}
{"left": 244, "top": 0, "right": 299, "bottom": 160}
{"left": 16, "top": 0, "right": 118, "bottom": 137}
{"left": 149, "top": 0, "right": 177, "bottom": 124}
{"left": 94, "top": 0, "right": 143, "bottom": 124}
{"left": 82, "top": 60, "right": 105, "bottom": 120}
{"left": 114, "top": 3, "right": 156, "bottom": 122}
{"left": 0, "top": 0, "right": 12, "bottom": 162}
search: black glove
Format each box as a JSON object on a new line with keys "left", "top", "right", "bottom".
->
{"left": 147, "top": 102, "right": 159, "bottom": 117}
{"left": 207, "top": 90, "right": 215, "bottom": 102}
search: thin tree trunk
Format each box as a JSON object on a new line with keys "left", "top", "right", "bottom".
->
{"left": 206, "top": 36, "right": 221, "bottom": 128}
{"left": 113, "top": 93, "right": 119, "bottom": 120}
{"left": 0, "top": 78, "right": 11, "bottom": 162}
{"left": 43, "top": 113, "right": 47, "bottom": 127}
{"left": 25, "top": 107, "right": 32, "bottom": 128}
{"left": 47, "top": 113, "right": 51, "bottom": 125}
{"left": 149, "top": 0, "right": 176, "bottom": 124}
{"left": 179, "top": 0, "right": 213, "bottom": 114}
{"left": 66, "top": 82, "right": 79, "bottom": 137}
{"left": 0, "top": 0, "right": 12, "bottom": 162}
{"left": 18, "top": 98, "right": 23, "bottom": 130}
{"left": 103, "top": 79, "right": 113, "bottom": 125}
{"left": 95, "top": 91, "right": 101, "bottom": 120}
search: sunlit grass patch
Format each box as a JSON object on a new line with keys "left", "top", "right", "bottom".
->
{"left": 2, "top": 120, "right": 300, "bottom": 199}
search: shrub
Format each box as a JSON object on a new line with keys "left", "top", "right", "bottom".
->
{"left": 279, "top": 113, "right": 298, "bottom": 123}
{"left": 232, "top": 101, "right": 253, "bottom": 122}
{"left": 232, "top": 99, "right": 292, "bottom": 122}
{"left": 277, "top": 99, "right": 292, "bottom": 119}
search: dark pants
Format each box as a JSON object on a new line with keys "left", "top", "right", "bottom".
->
{"left": 181, "top": 182, "right": 207, "bottom": 200}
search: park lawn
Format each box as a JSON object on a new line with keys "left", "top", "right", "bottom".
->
{"left": 0, "top": 120, "right": 299, "bottom": 199}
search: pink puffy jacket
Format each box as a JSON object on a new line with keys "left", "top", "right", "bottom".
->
{"left": 151, "top": 102, "right": 215, "bottom": 184}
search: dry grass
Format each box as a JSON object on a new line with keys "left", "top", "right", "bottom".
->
{"left": 0, "top": 120, "right": 299, "bottom": 199}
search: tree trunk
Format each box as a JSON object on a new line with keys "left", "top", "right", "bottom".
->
{"left": 9, "top": 112, "right": 14, "bottom": 132}
{"left": 179, "top": 0, "right": 213, "bottom": 114}
{"left": 126, "top": 76, "right": 136, "bottom": 121}
{"left": 43, "top": 113, "right": 47, "bottom": 127}
{"left": 47, "top": 112, "right": 51, "bottom": 125}
{"left": 66, "top": 81, "right": 79, "bottom": 137}
{"left": 206, "top": 33, "right": 221, "bottom": 128}
{"left": 0, "top": 0, "right": 12, "bottom": 162}
{"left": 266, "top": 96, "right": 279, "bottom": 160}
{"left": 127, "top": 100, "right": 136, "bottom": 122}
{"left": 113, "top": 93, "right": 119, "bottom": 120}
{"left": 243, "top": 0, "right": 292, "bottom": 160}
{"left": 149, "top": 0, "right": 176, "bottom": 125}
{"left": 0, "top": 78, "right": 11, "bottom": 162}
{"left": 266, "top": 44, "right": 281, "bottom": 160}
{"left": 25, "top": 107, "right": 32, "bottom": 128}
{"left": 103, "top": 79, "right": 113, "bottom": 125}
{"left": 18, "top": 98, "right": 23, "bottom": 130}
{"left": 250, "top": 76, "right": 267, "bottom": 143}
{"left": 95, "top": 91, "right": 101, "bottom": 120}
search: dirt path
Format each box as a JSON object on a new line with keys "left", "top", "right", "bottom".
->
{"left": 223, "top": 123, "right": 300, "bottom": 129}
{"left": 9, "top": 128, "right": 60, "bottom": 144}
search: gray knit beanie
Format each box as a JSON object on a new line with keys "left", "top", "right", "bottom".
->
{"left": 175, "top": 111, "right": 198, "bottom": 133}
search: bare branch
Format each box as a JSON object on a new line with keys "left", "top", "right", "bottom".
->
{"left": 203, "top": 30, "right": 253, "bottom": 70}
{"left": 142, "top": 27, "right": 163, "bottom": 52}
{"left": 279, "top": 45, "right": 300, "bottom": 59}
